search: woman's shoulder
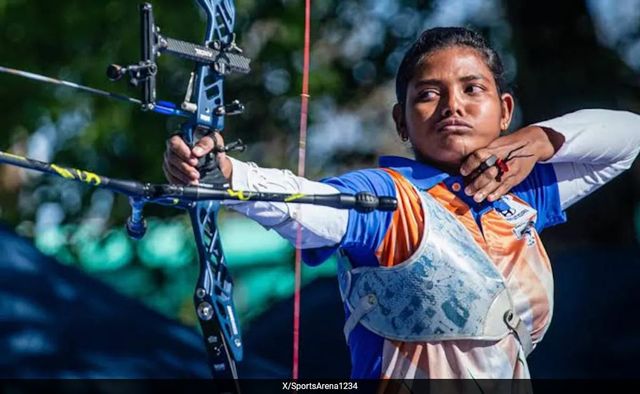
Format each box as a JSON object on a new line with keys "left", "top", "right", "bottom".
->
{"left": 511, "top": 163, "right": 566, "bottom": 231}
{"left": 511, "top": 162, "right": 558, "bottom": 196}
{"left": 321, "top": 167, "right": 397, "bottom": 195}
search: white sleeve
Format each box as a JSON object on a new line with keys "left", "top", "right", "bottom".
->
{"left": 220, "top": 157, "right": 348, "bottom": 248}
{"left": 534, "top": 109, "right": 640, "bottom": 209}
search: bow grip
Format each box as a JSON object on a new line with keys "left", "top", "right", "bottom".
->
{"left": 181, "top": 124, "right": 228, "bottom": 187}
{"left": 196, "top": 152, "right": 228, "bottom": 187}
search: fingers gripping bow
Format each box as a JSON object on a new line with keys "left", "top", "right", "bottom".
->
{"left": 0, "top": 1, "right": 398, "bottom": 389}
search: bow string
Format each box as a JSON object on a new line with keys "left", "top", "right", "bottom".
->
{"left": 292, "top": 0, "right": 312, "bottom": 380}
{"left": 0, "top": 1, "right": 398, "bottom": 391}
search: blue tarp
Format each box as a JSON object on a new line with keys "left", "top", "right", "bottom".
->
{"left": 0, "top": 223, "right": 211, "bottom": 378}
{"left": 1, "top": 222, "right": 639, "bottom": 378}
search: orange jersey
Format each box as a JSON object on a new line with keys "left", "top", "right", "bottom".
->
{"left": 306, "top": 156, "right": 565, "bottom": 379}
{"left": 376, "top": 169, "right": 553, "bottom": 379}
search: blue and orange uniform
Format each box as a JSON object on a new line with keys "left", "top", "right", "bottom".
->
{"left": 225, "top": 109, "right": 640, "bottom": 379}
{"left": 304, "top": 156, "right": 564, "bottom": 379}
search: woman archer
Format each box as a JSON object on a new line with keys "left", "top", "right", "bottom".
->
{"left": 163, "top": 27, "right": 640, "bottom": 380}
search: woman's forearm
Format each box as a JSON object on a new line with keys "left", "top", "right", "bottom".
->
{"left": 221, "top": 157, "right": 348, "bottom": 248}
{"left": 534, "top": 109, "right": 640, "bottom": 166}
{"left": 533, "top": 109, "right": 640, "bottom": 209}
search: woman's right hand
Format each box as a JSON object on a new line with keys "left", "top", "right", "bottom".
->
{"left": 162, "top": 134, "right": 226, "bottom": 185}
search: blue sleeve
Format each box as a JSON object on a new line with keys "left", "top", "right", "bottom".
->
{"left": 511, "top": 163, "right": 567, "bottom": 233}
{"left": 301, "top": 169, "right": 396, "bottom": 267}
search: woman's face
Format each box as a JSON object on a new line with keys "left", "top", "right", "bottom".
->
{"left": 393, "top": 46, "right": 514, "bottom": 173}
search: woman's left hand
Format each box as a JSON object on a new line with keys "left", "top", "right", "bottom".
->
{"left": 459, "top": 126, "right": 562, "bottom": 203}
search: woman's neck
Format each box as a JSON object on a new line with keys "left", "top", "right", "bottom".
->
{"left": 413, "top": 152, "right": 461, "bottom": 176}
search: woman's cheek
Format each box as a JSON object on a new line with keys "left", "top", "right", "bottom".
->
{"left": 474, "top": 126, "right": 502, "bottom": 146}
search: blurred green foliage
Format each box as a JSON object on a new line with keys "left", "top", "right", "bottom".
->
{"left": 31, "top": 210, "right": 336, "bottom": 324}
{"left": 0, "top": 0, "right": 639, "bottom": 328}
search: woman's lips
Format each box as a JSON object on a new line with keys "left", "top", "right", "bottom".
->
{"left": 436, "top": 118, "right": 473, "bottom": 133}
{"left": 440, "top": 125, "right": 472, "bottom": 133}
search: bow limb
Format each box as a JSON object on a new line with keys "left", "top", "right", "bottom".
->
{"left": 0, "top": 2, "right": 400, "bottom": 389}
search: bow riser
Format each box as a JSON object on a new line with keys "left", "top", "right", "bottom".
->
{"left": 194, "top": 0, "right": 234, "bottom": 131}
{"left": 0, "top": 2, "right": 399, "bottom": 387}
{"left": 113, "top": 1, "right": 248, "bottom": 380}
{"left": 180, "top": 0, "right": 245, "bottom": 378}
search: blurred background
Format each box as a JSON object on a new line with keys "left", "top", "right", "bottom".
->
{"left": 0, "top": 0, "right": 639, "bottom": 379}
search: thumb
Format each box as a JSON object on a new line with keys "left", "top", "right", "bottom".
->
{"left": 191, "top": 136, "right": 215, "bottom": 157}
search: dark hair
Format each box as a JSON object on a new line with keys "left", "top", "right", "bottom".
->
{"left": 395, "top": 27, "right": 509, "bottom": 104}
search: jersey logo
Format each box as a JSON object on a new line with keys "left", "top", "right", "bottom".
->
{"left": 497, "top": 195, "right": 537, "bottom": 246}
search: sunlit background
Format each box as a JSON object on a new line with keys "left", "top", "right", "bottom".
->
{"left": 0, "top": 0, "right": 639, "bottom": 378}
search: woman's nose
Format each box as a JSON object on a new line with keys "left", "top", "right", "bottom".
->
{"left": 440, "top": 92, "right": 462, "bottom": 117}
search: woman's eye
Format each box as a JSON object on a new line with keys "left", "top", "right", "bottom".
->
{"left": 418, "top": 90, "right": 438, "bottom": 100}
{"left": 465, "top": 84, "right": 485, "bottom": 94}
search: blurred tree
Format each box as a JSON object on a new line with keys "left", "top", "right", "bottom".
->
{"left": 0, "top": 0, "right": 638, "bottom": 329}
{"left": 505, "top": 0, "right": 640, "bottom": 248}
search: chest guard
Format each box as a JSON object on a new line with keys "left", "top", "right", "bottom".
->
{"left": 337, "top": 189, "right": 533, "bottom": 355}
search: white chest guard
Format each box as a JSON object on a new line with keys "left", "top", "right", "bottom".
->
{"left": 337, "top": 189, "right": 533, "bottom": 356}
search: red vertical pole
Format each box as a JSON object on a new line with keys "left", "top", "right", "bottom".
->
{"left": 293, "top": 0, "right": 311, "bottom": 381}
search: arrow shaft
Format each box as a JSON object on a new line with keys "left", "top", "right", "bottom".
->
{"left": 0, "top": 65, "right": 142, "bottom": 106}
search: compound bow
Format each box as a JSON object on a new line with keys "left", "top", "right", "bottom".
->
{"left": 0, "top": 1, "right": 397, "bottom": 390}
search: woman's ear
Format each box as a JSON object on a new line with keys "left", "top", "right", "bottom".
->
{"left": 392, "top": 103, "right": 408, "bottom": 141}
{"left": 499, "top": 93, "right": 515, "bottom": 131}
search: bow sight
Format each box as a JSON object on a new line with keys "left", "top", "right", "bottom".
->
{"left": 107, "top": 2, "right": 251, "bottom": 120}
{"left": 0, "top": 1, "right": 397, "bottom": 388}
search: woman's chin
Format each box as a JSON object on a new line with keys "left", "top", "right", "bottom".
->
{"left": 437, "top": 137, "right": 474, "bottom": 161}
{"left": 441, "top": 133, "right": 472, "bottom": 150}
{"left": 416, "top": 137, "right": 476, "bottom": 170}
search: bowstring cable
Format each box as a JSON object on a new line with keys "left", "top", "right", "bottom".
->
{"left": 293, "top": 0, "right": 311, "bottom": 380}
